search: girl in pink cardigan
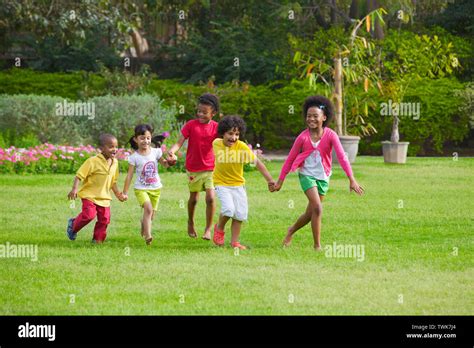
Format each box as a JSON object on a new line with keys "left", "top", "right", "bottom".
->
{"left": 274, "top": 96, "right": 364, "bottom": 250}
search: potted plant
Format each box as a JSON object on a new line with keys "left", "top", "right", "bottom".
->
{"left": 381, "top": 81, "right": 410, "bottom": 163}
{"left": 294, "top": 8, "right": 385, "bottom": 163}
{"left": 381, "top": 116, "right": 410, "bottom": 163}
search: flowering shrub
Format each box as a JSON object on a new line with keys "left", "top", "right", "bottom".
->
{"left": 0, "top": 143, "right": 128, "bottom": 174}
{"left": 0, "top": 143, "right": 188, "bottom": 174}
{"left": 0, "top": 141, "right": 265, "bottom": 175}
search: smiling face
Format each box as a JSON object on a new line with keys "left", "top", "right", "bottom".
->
{"left": 100, "top": 138, "right": 118, "bottom": 159}
{"left": 134, "top": 131, "right": 152, "bottom": 151}
{"left": 306, "top": 106, "right": 327, "bottom": 130}
{"left": 223, "top": 127, "right": 240, "bottom": 147}
{"left": 196, "top": 103, "right": 215, "bottom": 124}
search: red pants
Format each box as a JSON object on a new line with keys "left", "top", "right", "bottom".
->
{"left": 72, "top": 199, "right": 111, "bottom": 242}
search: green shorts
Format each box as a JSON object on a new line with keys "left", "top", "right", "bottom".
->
{"left": 187, "top": 171, "right": 214, "bottom": 192}
{"left": 134, "top": 188, "right": 161, "bottom": 211}
{"left": 298, "top": 173, "right": 329, "bottom": 196}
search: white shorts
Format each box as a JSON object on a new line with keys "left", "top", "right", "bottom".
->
{"left": 215, "top": 185, "right": 248, "bottom": 221}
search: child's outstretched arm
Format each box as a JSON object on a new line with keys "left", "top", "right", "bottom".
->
{"left": 122, "top": 164, "right": 135, "bottom": 201}
{"left": 331, "top": 132, "right": 364, "bottom": 195}
{"left": 167, "top": 135, "right": 186, "bottom": 161}
{"left": 255, "top": 158, "right": 276, "bottom": 192}
{"left": 274, "top": 135, "right": 304, "bottom": 191}
{"left": 67, "top": 176, "right": 81, "bottom": 200}
{"left": 349, "top": 176, "right": 364, "bottom": 195}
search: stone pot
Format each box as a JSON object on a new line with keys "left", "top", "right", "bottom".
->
{"left": 332, "top": 135, "right": 360, "bottom": 164}
{"left": 382, "top": 141, "right": 410, "bottom": 164}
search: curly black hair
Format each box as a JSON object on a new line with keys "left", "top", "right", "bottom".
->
{"left": 198, "top": 93, "right": 220, "bottom": 113}
{"left": 302, "top": 95, "right": 334, "bottom": 127}
{"left": 217, "top": 115, "right": 246, "bottom": 137}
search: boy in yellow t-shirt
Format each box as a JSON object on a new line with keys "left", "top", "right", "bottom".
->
{"left": 66, "top": 134, "right": 126, "bottom": 243}
{"left": 212, "top": 116, "right": 276, "bottom": 250}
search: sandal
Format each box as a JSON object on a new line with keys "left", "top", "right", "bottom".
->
{"left": 231, "top": 241, "right": 247, "bottom": 250}
{"left": 212, "top": 224, "right": 225, "bottom": 246}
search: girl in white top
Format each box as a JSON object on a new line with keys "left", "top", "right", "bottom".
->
{"left": 299, "top": 139, "right": 330, "bottom": 181}
{"left": 122, "top": 124, "right": 172, "bottom": 245}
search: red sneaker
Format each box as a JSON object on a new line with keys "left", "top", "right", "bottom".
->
{"left": 231, "top": 241, "right": 247, "bottom": 250}
{"left": 213, "top": 224, "right": 225, "bottom": 246}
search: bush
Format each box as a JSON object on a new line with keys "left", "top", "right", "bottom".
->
{"left": 0, "top": 143, "right": 186, "bottom": 175}
{"left": 74, "top": 94, "right": 179, "bottom": 147}
{"left": 0, "top": 71, "right": 470, "bottom": 153}
{"left": 404, "top": 78, "right": 470, "bottom": 154}
{"left": 0, "top": 69, "right": 85, "bottom": 99}
{"left": 359, "top": 78, "right": 469, "bottom": 155}
{"left": 0, "top": 144, "right": 114, "bottom": 175}
{"left": 0, "top": 94, "right": 82, "bottom": 146}
{"left": 0, "top": 94, "right": 180, "bottom": 150}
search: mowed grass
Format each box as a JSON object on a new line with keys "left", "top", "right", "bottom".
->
{"left": 0, "top": 157, "right": 473, "bottom": 315}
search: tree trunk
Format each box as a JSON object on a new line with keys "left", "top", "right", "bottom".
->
{"left": 391, "top": 115, "right": 400, "bottom": 142}
{"left": 349, "top": 0, "right": 360, "bottom": 19}
{"left": 330, "top": 0, "right": 337, "bottom": 25}
{"left": 334, "top": 57, "right": 343, "bottom": 135}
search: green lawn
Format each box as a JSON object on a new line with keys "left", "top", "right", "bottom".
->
{"left": 0, "top": 157, "right": 473, "bottom": 315}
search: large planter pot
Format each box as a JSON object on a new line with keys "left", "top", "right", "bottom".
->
{"left": 382, "top": 141, "right": 409, "bottom": 164}
{"left": 332, "top": 135, "right": 360, "bottom": 164}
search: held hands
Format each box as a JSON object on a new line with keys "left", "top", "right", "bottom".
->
{"left": 267, "top": 180, "right": 276, "bottom": 192}
{"left": 272, "top": 180, "right": 283, "bottom": 192}
{"left": 166, "top": 151, "right": 178, "bottom": 166}
{"left": 267, "top": 179, "right": 283, "bottom": 192}
{"left": 116, "top": 192, "right": 128, "bottom": 202}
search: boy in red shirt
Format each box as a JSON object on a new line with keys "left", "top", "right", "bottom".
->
{"left": 167, "top": 94, "right": 219, "bottom": 240}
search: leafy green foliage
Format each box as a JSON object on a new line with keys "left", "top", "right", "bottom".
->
{"left": 0, "top": 69, "right": 85, "bottom": 100}
{"left": 80, "top": 64, "right": 154, "bottom": 98}
{"left": 381, "top": 29, "right": 461, "bottom": 81}
{"left": 0, "top": 57, "right": 470, "bottom": 154}
{"left": 0, "top": 95, "right": 82, "bottom": 146}
{"left": 0, "top": 94, "right": 180, "bottom": 149}
{"left": 359, "top": 78, "right": 469, "bottom": 155}
{"left": 1, "top": 1, "right": 135, "bottom": 72}
{"left": 165, "top": 20, "right": 288, "bottom": 85}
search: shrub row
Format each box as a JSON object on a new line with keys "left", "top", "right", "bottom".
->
{"left": 0, "top": 69, "right": 471, "bottom": 154}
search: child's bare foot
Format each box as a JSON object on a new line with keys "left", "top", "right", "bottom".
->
{"left": 283, "top": 226, "right": 294, "bottom": 247}
{"left": 145, "top": 237, "right": 153, "bottom": 245}
{"left": 314, "top": 245, "right": 322, "bottom": 252}
{"left": 202, "top": 229, "right": 211, "bottom": 240}
{"left": 187, "top": 221, "right": 198, "bottom": 238}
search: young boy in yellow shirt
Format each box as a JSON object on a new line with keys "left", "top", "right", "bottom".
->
{"left": 66, "top": 134, "right": 125, "bottom": 243}
{"left": 212, "top": 116, "right": 275, "bottom": 250}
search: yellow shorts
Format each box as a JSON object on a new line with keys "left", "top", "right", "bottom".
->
{"left": 134, "top": 189, "right": 161, "bottom": 211}
{"left": 187, "top": 171, "right": 214, "bottom": 192}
